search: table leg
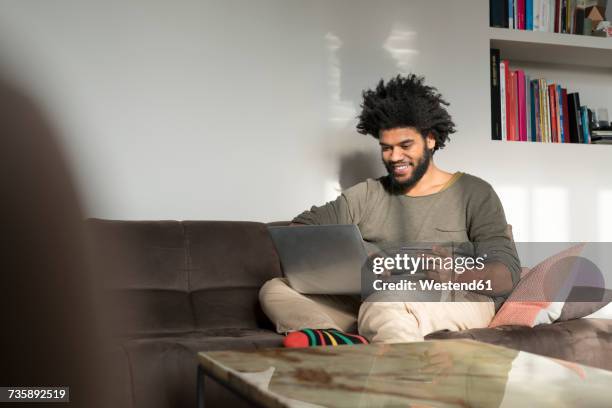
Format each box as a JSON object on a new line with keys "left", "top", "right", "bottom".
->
{"left": 196, "top": 365, "right": 205, "bottom": 408}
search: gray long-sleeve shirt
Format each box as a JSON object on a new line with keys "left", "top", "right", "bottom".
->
{"left": 293, "top": 172, "right": 521, "bottom": 308}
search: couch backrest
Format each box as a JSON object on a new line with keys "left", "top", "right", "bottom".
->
{"left": 86, "top": 219, "right": 283, "bottom": 337}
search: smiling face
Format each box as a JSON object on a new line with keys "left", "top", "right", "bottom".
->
{"left": 379, "top": 127, "right": 436, "bottom": 192}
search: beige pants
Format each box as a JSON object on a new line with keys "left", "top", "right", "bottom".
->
{"left": 259, "top": 278, "right": 495, "bottom": 343}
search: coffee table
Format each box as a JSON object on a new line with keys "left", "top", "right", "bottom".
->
{"left": 197, "top": 339, "right": 612, "bottom": 407}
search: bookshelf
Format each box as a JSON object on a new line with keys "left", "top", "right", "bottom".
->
{"left": 489, "top": 26, "right": 612, "bottom": 143}
{"left": 489, "top": 27, "right": 612, "bottom": 68}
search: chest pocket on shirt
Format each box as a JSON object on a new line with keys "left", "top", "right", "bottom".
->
{"left": 434, "top": 227, "right": 469, "bottom": 243}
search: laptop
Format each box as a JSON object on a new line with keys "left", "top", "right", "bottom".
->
{"left": 267, "top": 225, "right": 367, "bottom": 295}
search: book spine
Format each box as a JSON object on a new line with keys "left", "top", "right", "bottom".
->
{"left": 587, "top": 108, "right": 594, "bottom": 142}
{"left": 562, "top": 0, "right": 568, "bottom": 33}
{"left": 567, "top": 0, "right": 576, "bottom": 34}
{"left": 509, "top": 71, "right": 518, "bottom": 141}
{"left": 532, "top": 80, "right": 540, "bottom": 142}
{"left": 548, "top": 84, "right": 558, "bottom": 142}
{"left": 526, "top": 0, "right": 534, "bottom": 29}
{"left": 581, "top": 107, "right": 590, "bottom": 143}
{"left": 549, "top": 0, "right": 556, "bottom": 32}
{"left": 506, "top": 63, "right": 513, "bottom": 140}
{"left": 533, "top": 0, "right": 541, "bottom": 30}
{"left": 574, "top": 93, "right": 582, "bottom": 142}
{"left": 526, "top": 74, "right": 531, "bottom": 141}
{"left": 518, "top": 0, "right": 526, "bottom": 29}
{"left": 515, "top": 0, "right": 519, "bottom": 29}
{"left": 517, "top": 70, "right": 527, "bottom": 141}
{"left": 529, "top": 80, "right": 538, "bottom": 142}
{"left": 490, "top": 49, "right": 502, "bottom": 140}
{"left": 500, "top": 61, "right": 508, "bottom": 140}
{"left": 561, "top": 88, "right": 570, "bottom": 143}
{"left": 509, "top": 0, "right": 515, "bottom": 28}
{"left": 538, "top": 79, "right": 547, "bottom": 142}
{"left": 491, "top": 0, "right": 509, "bottom": 27}
{"left": 556, "top": 85, "right": 563, "bottom": 143}
{"left": 567, "top": 93, "right": 579, "bottom": 143}
{"left": 575, "top": 7, "right": 585, "bottom": 35}
{"left": 554, "top": 0, "right": 560, "bottom": 33}
{"left": 542, "top": 80, "right": 551, "bottom": 142}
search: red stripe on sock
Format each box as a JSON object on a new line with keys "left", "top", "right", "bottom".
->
{"left": 352, "top": 334, "right": 369, "bottom": 344}
{"left": 329, "top": 328, "right": 369, "bottom": 345}
{"left": 315, "top": 329, "right": 326, "bottom": 345}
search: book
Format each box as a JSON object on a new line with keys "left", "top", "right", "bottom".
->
{"left": 581, "top": 106, "right": 590, "bottom": 143}
{"left": 509, "top": 71, "right": 519, "bottom": 141}
{"left": 541, "top": 79, "right": 551, "bottom": 142}
{"left": 567, "top": 93, "right": 581, "bottom": 143}
{"left": 592, "top": 130, "right": 612, "bottom": 142}
{"left": 561, "top": 0, "right": 567, "bottom": 32}
{"left": 491, "top": 0, "right": 509, "bottom": 27}
{"left": 555, "top": 0, "right": 561, "bottom": 32}
{"left": 575, "top": 6, "right": 585, "bottom": 35}
{"left": 518, "top": 0, "right": 526, "bottom": 29}
{"left": 548, "top": 84, "right": 558, "bottom": 142}
{"left": 509, "top": 0, "right": 515, "bottom": 28}
{"left": 549, "top": 0, "right": 556, "bottom": 31}
{"left": 526, "top": 73, "right": 532, "bottom": 141}
{"left": 526, "top": 0, "right": 534, "bottom": 29}
{"left": 500, "top": 60, "right": 508, "bottom": 140}
{"left": 556, "top": 85, "right": 564, "bottom": 142}
{"left": 565, "top": 0, "right": 576, "bottom": 34}
{"left": 531, "top": 80, "right": 540, "bottom": 141}
{"left": 505, "top": 64, "right": 514, "bottom": 140}
{"left": 574, "top": 93, "right": 583, "bottom": 142}
{"left": 517, "top": 70, "right": 527, "bottom": 141}
{"left": 490, "top": 49, "right": 502, "bottom": 140}
{"left": 534, "top": 0, "right": 541, "bottom": 30}
{"left": 592, "top": 127, "right": 612, "bottom": 142}
{"left": 561, "top": 88, "right": 570, "bottom": 143}
{"left": 539, "top": 0, "right": 547, "bottom": 30}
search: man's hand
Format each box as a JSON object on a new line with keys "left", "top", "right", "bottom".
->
{"left": 423, "top": 245, "right": 455, "bottom": 283}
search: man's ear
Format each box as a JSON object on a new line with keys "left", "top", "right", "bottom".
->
{"left": 426, "top": 132, "right": 436, "bottom": 150}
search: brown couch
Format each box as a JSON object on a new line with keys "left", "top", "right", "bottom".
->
{"left": 86, "top": 219, "right": 612, "bottom": 408}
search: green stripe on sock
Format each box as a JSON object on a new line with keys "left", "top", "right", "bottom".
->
{"left": 335, "top": 330, "right": 367, "bottom": 344}
{"left": 325, "top": 329, "right": 353, "bottom": 344}
{"left": 302, "top": 329, "right": 317, "bottom": 346}
{"left": 328, "top": 330, "right": 354, "bottom": 345}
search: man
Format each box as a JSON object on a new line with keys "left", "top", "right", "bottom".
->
{"left": 260, "top": 74, "right": 520, "bottom": 345}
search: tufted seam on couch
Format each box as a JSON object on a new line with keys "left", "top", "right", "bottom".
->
{"left": 119, "top": 343, "right": 137, "bottom": 408}
{"left": 182, "top": 221, "right": 198, "bottom": 331}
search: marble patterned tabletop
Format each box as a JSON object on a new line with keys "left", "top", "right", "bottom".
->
{"left": 198, "top": 339, "right": 612, "bottom": 407}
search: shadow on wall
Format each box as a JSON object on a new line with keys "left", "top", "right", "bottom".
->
{"left": 317, "top": 0, "right": 429, "bottom": 193}
{"left": 338, "top": 149, "right": 383, "bottom": 190}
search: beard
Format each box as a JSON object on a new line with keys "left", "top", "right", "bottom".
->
{"left": 384, "top": 146, "right": 432, "bottom": 194}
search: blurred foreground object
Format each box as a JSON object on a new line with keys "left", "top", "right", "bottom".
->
{"left": 0, "top": 80, "right": 112, "bottom": 407}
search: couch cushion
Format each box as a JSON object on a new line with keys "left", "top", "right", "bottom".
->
{"left": 184, "top": 221, "right": 282, "bottom": 330}
{"left": 490, "top": 244, "right": 582, "bottom": 327}
{"left": 87, "top": 220, "right": 283, "bottom": 336}
{"left": 122, "top": 329, "right": 282, "bottom": 408}
{"left": 425, "top": 318, "right": 612, "bottom": 371}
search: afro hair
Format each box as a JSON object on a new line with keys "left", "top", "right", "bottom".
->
{"left": 356, "top": 74, "right": 456, "bottom": 151}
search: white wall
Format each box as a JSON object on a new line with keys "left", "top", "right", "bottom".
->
{"left": 0, "top": 0, "right": 610, "bottom": 242}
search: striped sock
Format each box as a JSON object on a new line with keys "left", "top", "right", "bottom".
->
{"left": 283, "top": 328, "right": 369, "bottom": 348}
